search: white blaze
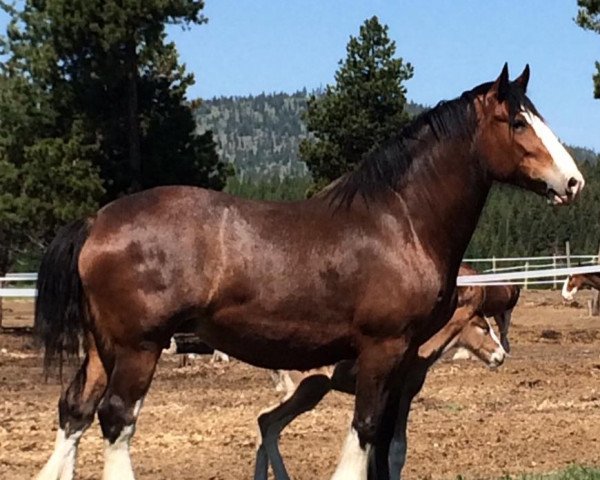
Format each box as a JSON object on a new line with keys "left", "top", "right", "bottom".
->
{"left": 523, "top": 111, "right": 584, "bottom": 196}
{"left": 487, "top": 318, "right": 506, "bottom": 366}
{"left": 562, "top": 277, "right": 577, "bottom": 301}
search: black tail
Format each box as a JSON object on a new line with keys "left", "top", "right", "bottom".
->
{"left": 34, "top": 218, "right": 91, "bottom": 375}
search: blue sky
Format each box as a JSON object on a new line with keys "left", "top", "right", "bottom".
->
{"left": 1, "top": 2, "right": 598, "bottom": 150}
{"left": 167, "top": 1, "right": 600, "bottom": 151}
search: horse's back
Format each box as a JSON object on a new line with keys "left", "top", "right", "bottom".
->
{"left": 458, "top": 263, "right": 519, "bottom": 315}
{"left": 482, "top": 285, "right": 520, "bottom": 317}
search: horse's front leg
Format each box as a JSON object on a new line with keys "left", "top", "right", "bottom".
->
{"left": 331, "top": 337, "right": 409, "bottom": 480}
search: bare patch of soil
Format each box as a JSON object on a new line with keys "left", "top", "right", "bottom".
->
{"left": 1, "top": 291, "right": 600, "bottom": 479}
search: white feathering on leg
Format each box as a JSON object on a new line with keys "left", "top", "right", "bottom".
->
{"left": 36, "top": 428, "right": 82, "bottom": 480}
{"left": 331, "top": 427, "right": 371, "bottom": 480}
{"left": 102, "top": 425, "right": 135, "bottom": 480}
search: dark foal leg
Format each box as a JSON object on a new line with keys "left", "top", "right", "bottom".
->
{"left": 330, "top": 360, "right": 357, "bottom": 394}
{"left": 494, "top": 309, "right": 512, "bottom": 353}
{"left": 331, "top": 341, "right": 408, "bottom": 480}
{"left": 367, "top": 384, "right": 402, "bottom": 480}
{"left": 387, "top": 362, "right": 429, "bottom": 480}
{"left": 37, "top": 335, "right": 108, "bottom": 480}
{"left": 254, "top": 374, "right": 332, "bottom": 480}
{"left": 97, "top": 345, "right": 161, "bottom": 480}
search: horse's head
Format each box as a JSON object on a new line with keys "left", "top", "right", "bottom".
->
{"left": 456, "top": 313, "right": 506, "bottom": 368}
{"left": 562, "top": 274, "right": 583, "bottom": 301}
{"left": 475, "top": 64, "right": 584, "bottom": 205}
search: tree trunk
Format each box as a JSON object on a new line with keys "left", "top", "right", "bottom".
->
{"left": 126, "top": 37, "right": 142, "bottom": 192}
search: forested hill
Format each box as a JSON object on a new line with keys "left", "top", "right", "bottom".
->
{"left": 195, "top": 90, "right": 426, "bottom": 179}
{"left": 196, "top": 92, "right": 597, "bottom": 180}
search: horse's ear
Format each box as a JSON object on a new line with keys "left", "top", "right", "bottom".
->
{"left": 514, "top": 64, "right": 530, "bottom": 91}
{"left": 490, "top": 63, "right": 510, "bottom": 102}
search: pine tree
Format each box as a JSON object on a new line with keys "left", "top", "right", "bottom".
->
{"left": 1, "top": 0, "right": 231, "bottom": 200}
{"left": 0, "top": 54, "right": 104, "bottom": 272}
{"left": 576, "top": 0, "right": 600, "bottom": 98}
{"left": 0, "top": 0, "right": 232, "bottom": 306}
{"left": 299, "top": 16, "right": 414, "bottom": 191}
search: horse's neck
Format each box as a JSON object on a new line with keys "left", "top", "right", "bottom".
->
{"left": 394, "top": 139, "right": 490, "bottom": 272}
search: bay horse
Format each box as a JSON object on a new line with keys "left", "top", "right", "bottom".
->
{"left": 457, "top": 263, "right": 520, "bottom": 352}
{"left": 34, "top": 64, "right": 583, "bottom": 480}
{"left": 254, "top": 283, "right": 505, "bottom": 480}
{"left": 562, "top": 273, "right": 600, "bottom": 301}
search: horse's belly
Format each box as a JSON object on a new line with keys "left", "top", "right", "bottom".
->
{"left": 191, "top": 316, "right": 355, "bottom": 371}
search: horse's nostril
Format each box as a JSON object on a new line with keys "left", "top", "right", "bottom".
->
{"left": 567, "top": 177, "right": 579, "bottom": 190}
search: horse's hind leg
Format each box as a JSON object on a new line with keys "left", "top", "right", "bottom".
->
{"left": 97, "top": 345, "right": 161, "bottom": 480}
{"left": 254, "top": 374, "right": 331, "bottom": 480}
{"left": 37, "top": 334, "right": 108, "bottom": 480}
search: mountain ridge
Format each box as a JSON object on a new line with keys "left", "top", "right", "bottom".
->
{"left": 195, "top": 91, "right": 597, "bottom": 179}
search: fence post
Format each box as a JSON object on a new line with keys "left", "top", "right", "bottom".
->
{"left": 566, "top": 241, "right": 571, "bottom": 269}
{"left": 594, "top": 245, "right": 600, "bottom": 316}
{"left": 492, "top": 256, "right": 496, "bottom": 273}
{"left": 552, "top": 254, "right": 557, "bottom": 290}
{"left": 524, "top": 261, "right": 529, "bottom": 290}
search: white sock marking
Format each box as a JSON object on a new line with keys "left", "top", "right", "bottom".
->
{"left": 103, "top": 425, "right": 135, "bottom": 480}
{"left": 331, "top": 427, "right": 371, "bottom": 480}
{"left": 36, "top": 429, "right": 82, "bottom": 480}
{"left": 102, "top": 398, "right": 144, "bottom": 480}
{"left": 210, "top": 350, "right": 230, "bottom": 363}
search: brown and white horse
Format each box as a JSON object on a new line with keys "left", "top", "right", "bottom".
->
{"left": 457, "top": 263, "right": 520, "bottom": 352}
{"left": 562, "top": 273, "right": 600, "bottom": 301}
{"left": 34, "top": 64, "right": 583, "bottom": 480}
{"left": 254, "top": 284, "right": 505, "bottom": 480}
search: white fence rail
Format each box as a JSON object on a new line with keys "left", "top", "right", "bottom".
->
{"left": 457, "top": 264, "right": 600, "bottom": 286}
{"left": 2, "top": 257, "right": 600, "bottom": 298}
{"left": 0, "top": 274, "right": 37, "bottom": 298}
{"left": 0, "top": 288, "right": 37, "bottom": 297}
{"left": 4, "top": 273, "right": 37, "bottom": 280}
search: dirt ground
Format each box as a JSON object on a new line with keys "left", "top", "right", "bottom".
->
{"left": 2, "top": 291, "right": 600, "bottom": 479}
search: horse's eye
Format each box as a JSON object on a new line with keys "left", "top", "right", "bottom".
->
{"left": 512, "top": 119, "right": 527, "bottom": 131}
{"left": 475, "top": 318, "right": 489, "bottom": 332}
{"left": 476, "top": 325, "right": 488, "bottom": 335}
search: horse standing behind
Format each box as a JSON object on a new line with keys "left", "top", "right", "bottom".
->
{"left": 34, "top": 64, "right": 583, "bottom": 480}
{"left": 254, "top": 283, "right": 505, "bottom": 480}
{"left": 562, "top": 273, "right": 600, "bottom": 301}
{"left": 456, "top": 263, "right": 520, "bottom": 352}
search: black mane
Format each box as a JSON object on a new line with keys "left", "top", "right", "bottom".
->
{"left": 327, "top": 80, "right": 540, "bottom": 208}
